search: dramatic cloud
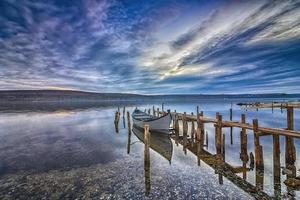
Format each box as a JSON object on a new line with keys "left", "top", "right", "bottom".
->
{"left": 0, "top": 0, "right": 299, "bottom": 94}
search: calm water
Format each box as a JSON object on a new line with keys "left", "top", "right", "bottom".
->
{"left": 0, "top": 98, "right": 300, "bottom": 199}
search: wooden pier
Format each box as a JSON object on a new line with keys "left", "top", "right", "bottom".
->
{"left": 117, "top": 104, "right": 300, "bottom": 199}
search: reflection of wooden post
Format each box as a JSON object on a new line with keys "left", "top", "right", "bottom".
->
{"left": 230, "top": 108, "right": 233, "bottom": 145}
{"left": 271, "top": 101, "right": 274, "bottom": 113}
{"left": 127, "top": 111, "right": 132, "bottom": 154}
{"left": 197, "top": 139, "right": 203, "bottom": 166}
{"left": 256, "top": 168, "right": 264, "bottom": 191}
{"left": 152, "top": 106, "right": 155, "bottom": 116}
{"left": 253, "top": 119, "right": 263, "bottom": 169}
{"left": 273, "top": 135, "right": 281, "bottom": 198}
{"left": 123, "top": 106, "right": 126, "bottom": 117}
{"left": 144, "top": 124, "right": 151, "bottom": 196}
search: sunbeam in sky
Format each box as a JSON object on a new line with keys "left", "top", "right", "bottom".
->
{"left": 0, "top": 0, "right": 300, "bottom": 94}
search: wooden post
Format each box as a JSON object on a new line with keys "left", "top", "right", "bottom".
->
{"left": 175, "top": 114, "right": 179, "bottom": 133}
{"left": 123, "top": 106, "right": 126, "bottom": 117}
{"left": 206, "top": 131, "right": 208, "bottom": 149}
{"left": 222, "top": 133, "right": 225, "bottom": 161}
{"left": 280, "top": 103, "right": 283, "bottom": 113}
{"left": 183, "top": 112, "right": 188, "bottom": 137}
{"left": 144, "top": 124, "right": 151, "bottom": 196}
{"left": 273, "top": 134, "right": 281, "bottom": 198}
{"left": 114, "top": 111, "right": 120, "bottom": 133}
{"left": 240, "top": 114, "right": 247, "bottom": 150}
{"left": 240, "top": 114, "right": 248, "bottom": 179}
{"left": 127, "top": 111, "right": 131, "bottom": 130}
{"left": 196, "top": 111, "right": 204, "bottom": 141}
{"left": 271, "top": 101, "right": 274, "bottom": 113}
{"left": 162, "top": 103, "right": 164, "bottom": 111}
{"left": 215, "top": 113, "right": 222, "bottom": 159}
{"left": 230, "top": 108, "right": 233, "bottom": 144}
{"left": 157, "top": 108, "right": 159, "bottom": 117}
{"left": 197, "top": 106, "right": 199, "bottom": 115}
{"left": 191, "top": 112, "right": 195, "bottom": 139}
{"left": 253, "top": 119, "right": 263, "bottom": 169}
{"left": 287, "top": 106, "right": 294, "bottom": 130}
{"left": 286, "top": 106, "right": 296, "bottom": 165}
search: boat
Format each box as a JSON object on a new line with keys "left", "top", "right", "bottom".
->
{"left": 132, "top": 126, "right": 173, "bottom": 163}
{"left": 131, "top": 109, "right": 172, "bottom": 132}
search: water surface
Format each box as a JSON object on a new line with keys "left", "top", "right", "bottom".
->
{"left": 0, "top": 98, "right": 299, "bottom": 199}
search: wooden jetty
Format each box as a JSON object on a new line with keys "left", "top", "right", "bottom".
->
{"left": 116, "top": 104, "right": 300, "bottom": 199}
{"left": 161, "top": 110, "right": 300, "bottom": 138}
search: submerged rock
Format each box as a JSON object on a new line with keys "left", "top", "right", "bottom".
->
{"left": 284, "top": 177, "right": 300, "bottom": 189}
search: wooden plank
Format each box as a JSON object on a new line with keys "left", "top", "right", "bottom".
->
{"left": 169, "top": 112, "right": 300, "bottom": 138}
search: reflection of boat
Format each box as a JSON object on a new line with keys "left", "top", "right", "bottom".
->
{"left": 132, "top": 126, "right": 173, "bottom": 163}
{"left": 132, "top": 109, "right": 171, "bottom": 132}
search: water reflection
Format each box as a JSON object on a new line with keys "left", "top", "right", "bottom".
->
{"left": 1, "top": 99, "right": 300, "bottom": 199}
{"left": 130, "top": 126, "right": 173, "bottom": 195}
{"left": 122, "top": 104, "right": 300, "bottom": 199}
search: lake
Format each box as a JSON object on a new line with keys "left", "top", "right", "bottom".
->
{"left": 0, "top": 98, "right": 299, "bottom": 199}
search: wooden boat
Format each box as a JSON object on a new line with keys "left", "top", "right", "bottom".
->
{"left": 132, "top": 109, "right": 171, "bottom": 132}
{"left": 132, "top": 126, "right": 173, "bottom": 163}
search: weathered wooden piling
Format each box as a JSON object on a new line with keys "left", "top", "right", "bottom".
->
{"left": 206, "top": 131, "right": 208, "bottom": 148}
{"left": 253, "top": 119, "right": 263, "bottom": 169}
{"left": 114, "top": 111, "right": 120, "bottom": 133}
{"left": 285, "top": 106, "right": 296, "bottom": 166}
{"left": 157, "top": 108, "right": 160, "bottom": 117}
{"left": 183, "top": 112, "right": 188, "bottom": 137}
{"left": 162, "top": 103, "right": 164, "bottom": 111}
{"left": 222, "top": 133, "right": 225, "bottom": 161}
{"left": 230, "top": 108, "right": 233, "bottom": 145}
{"left": 191, "top": 112, "right": 195, "bottom": 139}
{"left": 144, "top": 124, "right": 151, "bottom": 196}
{"left": 215, "top": 113, "right": 223, "bottom": 159}
{"left": 123, "top": 106, "right": 126, "bottom": 117}
{"left": 175, "top": 114, "right": 179, "bottom": 133}
{"left": 196, "top": 111, "right": 204, "bottom": 141}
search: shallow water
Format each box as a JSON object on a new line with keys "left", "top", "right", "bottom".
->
{"left": 0, "top": 98, "right": 300, "bottom": 199}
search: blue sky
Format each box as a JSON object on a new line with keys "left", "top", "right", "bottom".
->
{"left": 0, "top": 0, "right": 300, "bottom": 94}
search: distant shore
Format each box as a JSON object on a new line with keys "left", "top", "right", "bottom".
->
{"left": 0, "top": 90, "right": 299, "bottom": 103}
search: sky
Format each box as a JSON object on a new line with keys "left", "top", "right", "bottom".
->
{"left": 0, "top": 0, "right": 300, "bottom": 94}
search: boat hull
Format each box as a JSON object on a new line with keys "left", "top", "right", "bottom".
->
{"left": 132, "top": 110, "right": 171, "bottom": 132}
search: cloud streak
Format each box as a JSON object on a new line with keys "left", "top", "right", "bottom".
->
{"left": 0, "top": 0, "right": 299, "bottom": 94}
